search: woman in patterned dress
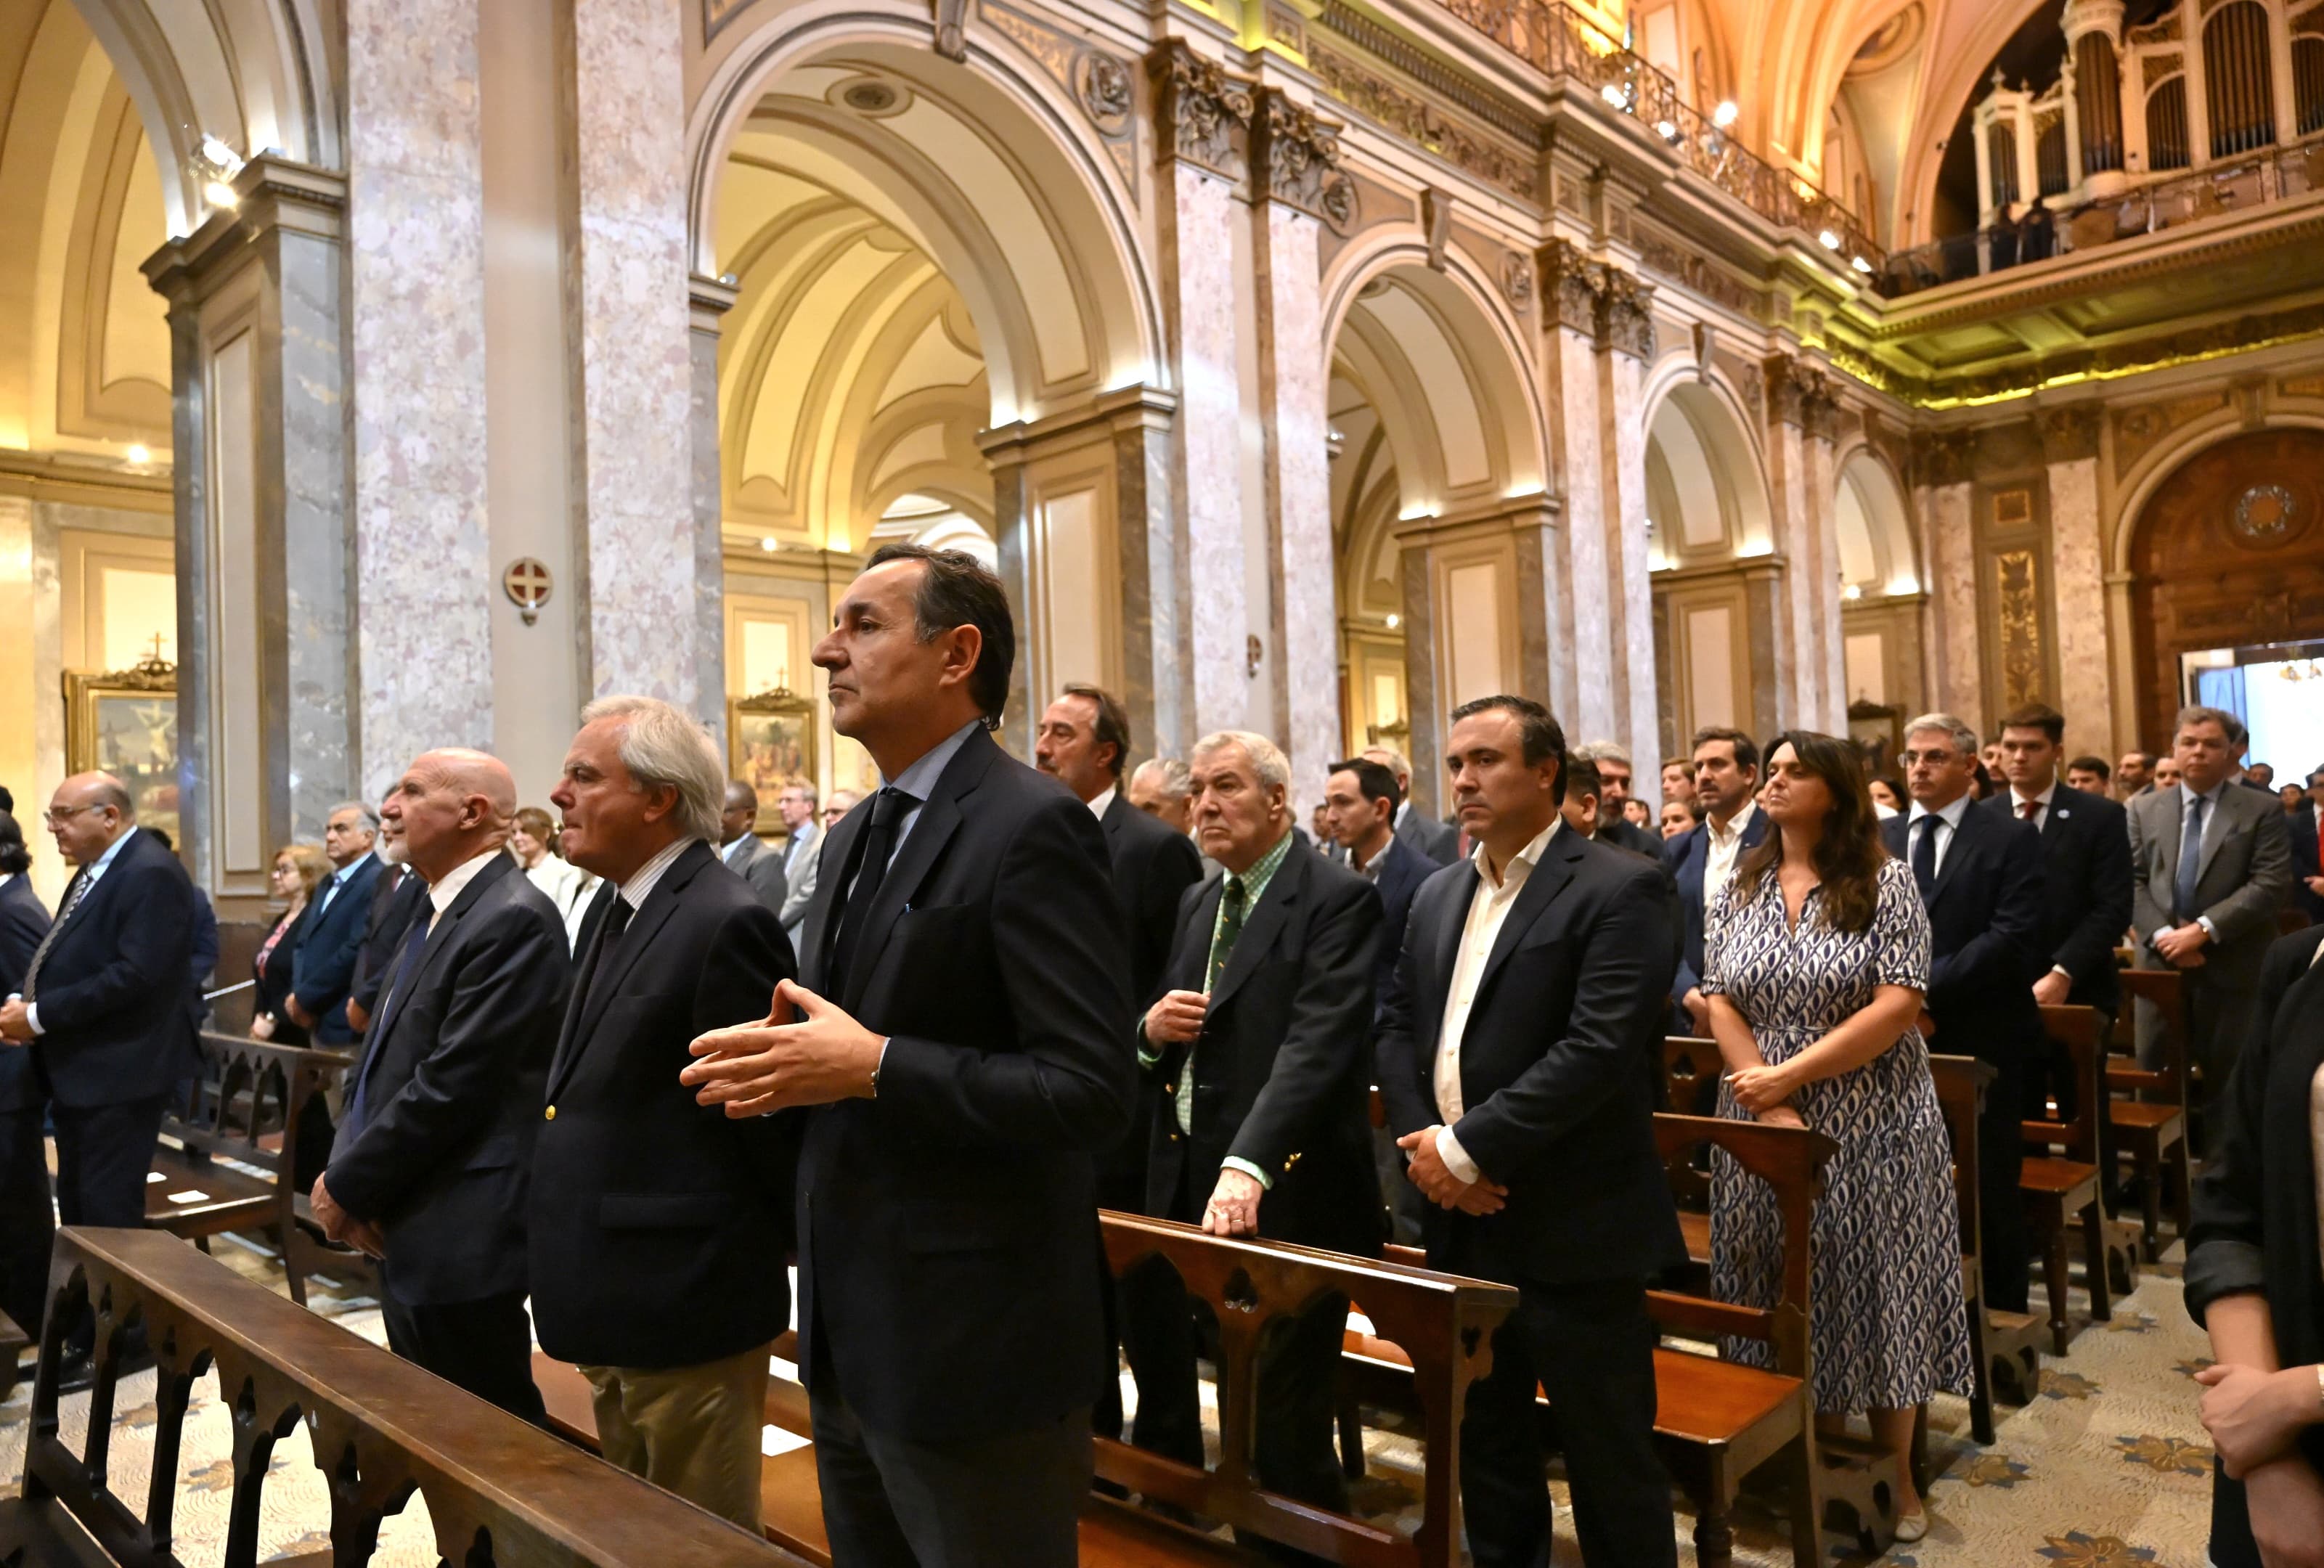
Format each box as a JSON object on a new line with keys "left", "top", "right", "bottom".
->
{"left": 1703, "top": 730, "right": 1972, "bottom": 1540}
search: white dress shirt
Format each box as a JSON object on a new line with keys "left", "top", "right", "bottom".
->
{"left": 613, "top": 836, "right": 696, "bottom": 913}
{"left": 20, "top": 825, "right": 139, "bottom": 1034}
{"left": 2007, "top": 782, "right": 2058, "bottom": 830}
{"left": 1432, "top": 817, "right": 1563, "bottom": 1185}
{"left": 1703, "top": 803, "right": 1761, "bottom": 894}
{"left": 1085, "top": 784, "right": 1117, "bottom": 821}
{"left": 422, "top": 847, "right": 507, "bottom": 936}
{"left": 1904, "top": 791, "right": 1974, "bottom": 877}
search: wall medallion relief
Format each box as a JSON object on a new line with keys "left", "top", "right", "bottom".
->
{"left": 2231, "top": 482, "right": 2299, "bottom": 545}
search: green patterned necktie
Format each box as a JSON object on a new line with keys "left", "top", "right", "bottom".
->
{"left": 1207, "top": 876, "right": 1247, "bottom": 994}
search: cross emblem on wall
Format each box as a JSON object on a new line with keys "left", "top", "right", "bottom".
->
{"left": 502, "top": 558, "right": 554, "bottom": 626}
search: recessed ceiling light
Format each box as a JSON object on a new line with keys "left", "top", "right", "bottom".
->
{"left": 126, "top": 444, "right": 150, "bottom": 465}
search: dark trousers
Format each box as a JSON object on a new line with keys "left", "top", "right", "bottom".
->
{"left": 0, "top": 1105, "right": 54, "bottom": 1336}
{"left": 380, "top": 1290, "right": 545, "bottom": 1426}
{"left": 1119, "top": 1252, "right": 1351, "bottom": 1530}
{"left": 50, "top": 1095, "right": 166, "bottom": 1228}
{"left": 1461, "top": 1277, "right": 1676, "bottom": 1568}
{"left": 810, "top": 1389, "right": 1090, "bottom": 1568}
{"left": 1974, "top": 1048, "right": 2031, "bottom": 1312}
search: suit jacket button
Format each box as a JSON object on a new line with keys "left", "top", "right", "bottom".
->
{"left": 544, "top": 1105, "right": 556, "bottom": 1121}
{"left": 1284, "top": 1151, "right": 1301, "bottom": 1169}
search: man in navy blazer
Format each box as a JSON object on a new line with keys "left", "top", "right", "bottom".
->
{"left": 0, "top": 809, "right": 52, "bottom": 1338}
{"left": 1, "top": 773, "right": 197, "bottom": 1233}
{"left": 1885, "top": 714, "right": 2048, "bottom": 1312}
{"left": 1665, "top": 727, "right": 1767, "bottom": 1037}
{"left": 288, "top": 801, "right": 384, "bottom": 1045}
{"left": 1987, "top": 703, "right": 2135, "bottom": 1119}
{"left": 311, "top": 749, "right": 571, "bottom": 1422}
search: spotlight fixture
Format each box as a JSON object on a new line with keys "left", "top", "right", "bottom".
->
{"left": 1818, "top": 229, "right": 1841, "bottom": 250}
{"left": 1851, "top": 254, "right": 1873, "bottom": 274}
{"left": 1713, "top": 100, "right": 1739, "bottom": 128}
{"left": 758, "top": 536, "right": 777, "bottom": 552}
{"left": 1601, "top": 83, "right": 1631, "bottom": 111}
{"left": 126, "top": 444, "right": 150, "bottom": 465}
{"left": 1841, "top": 582, "right": 1862, "bottom": 600}
{"left": 194, "top": 134, "right": 245, "bottom": 213}
{"left": 1385, "top": 613, "right": 1401, "bottom": 629}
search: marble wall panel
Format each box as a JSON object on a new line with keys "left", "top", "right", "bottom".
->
{"left": 1599, "top": 346, "right": 1660, "bottom": 802}
{"left": 690, "top": 307, "right": 728, "bottom": 746}
{"left": 346, "top": 0, "right": 494, "bottom": 796}
{"left": 276, "top": 227, "right": 354, "bottom": 835}
{"left": 2047, "top": 455, "right": 2114, "bottom": 759}
{"left": 1766, "top": 418, "right": 1810, "bottom": 726}
{"left": 1925, "top": 482, "right": 1982, "bottom": 726}
{"left": 1806, "top": 435, "right": 1844, "bottom": 730}
{"left": 1257, "top": 203, "right": 1335, "bottom": 811}
{"left": 1547, "top": 325, "right": 1611, "bottom": 740}
{"left": 1164, "top": 167, "right": 1249, "bottom": 740}
{"left": 572, "top": 0, "right": 698, "bottom": 709}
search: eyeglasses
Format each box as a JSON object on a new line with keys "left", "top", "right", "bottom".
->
{"left": 43, "top": 804, "right": 104, "bottom": 825}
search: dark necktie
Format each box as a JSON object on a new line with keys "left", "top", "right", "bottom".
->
{"left": 20, "top": 868, "right": 94, "bottom": 1003}
{"left": 2019, "top": 799, "right": 2040, "bottom": 824}
{"left": 1207, "top": 875, "right": 1248, "bottom": 993}
{"left": 346, "top": 912, "right": 432, "bottom": 1136}
{"left": 576, "top": 896, "right": 636, "bottom": 1020}
{"left": 1911, "top": 815, "right": 1940, "bottom": 901}
{"left": 828, "top": 788, "right": 916, "bottom": 995}
{"left": 2174, "top": 793, "right": 2207, "bottom": 923}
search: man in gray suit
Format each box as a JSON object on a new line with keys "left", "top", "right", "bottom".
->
{"left": 772, "top": 782, "right": 821, "bottom": 942}
{"left": 2128, "top": 704, "right": 2292, "bottom": 1115}
{"left": 717, "top": 781, "right": 788, "bottom": 916}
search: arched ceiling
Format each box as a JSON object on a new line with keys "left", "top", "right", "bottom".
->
{"left": 0, "top": 0, "right": 171, "bottom": 460}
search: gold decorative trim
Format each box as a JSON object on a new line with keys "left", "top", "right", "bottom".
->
{"left": 1309, "top": 45, "right": 1539, "bottom": 205}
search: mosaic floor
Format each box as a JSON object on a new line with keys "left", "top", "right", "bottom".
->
{"left": 0, "top": 1233, "right": 2217, "bottom": 1566}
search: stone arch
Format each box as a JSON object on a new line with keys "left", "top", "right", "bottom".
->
{"left": 1832, "top": 443, "right": 1919, "bottom": 596}
{"left": 1637, "top": 371, "right": 1774, "bottom": 565}
{"left": 2109, "top": 407, "right": 2324, "bottom": 573}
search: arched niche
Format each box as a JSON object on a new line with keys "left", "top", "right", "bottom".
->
{"left": 1832, "top": 445, "right": 1928, "bottom": 714}
{"left": 1644, "top": 377, "right": 1771, "bottom": 567}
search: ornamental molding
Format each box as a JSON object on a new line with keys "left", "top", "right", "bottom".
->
{"left": 1252, "top": 91, "right": 1355, "bottom": 228}
{"left": 1308, "top": 44, "right": 1538, "bottom": 205}
{"left": 1536, "top": 240, "right": 1600, "bottom": 336}
{"left": 1595, "top": 266, "right": 1656, "bottom": 359}
{"left": 2036, "top": 403, "right": 2103, "bottom": 462}
{"left": 1148, "top": 41, "right": 1253, "bottom": 182}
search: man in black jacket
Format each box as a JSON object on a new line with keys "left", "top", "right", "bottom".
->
{"left": 682, "top": 544, "right": 1133, "bottom": 1568}
{"left": 311, "top": 748, "right": 570, "bottom": 1422}
{"left": 1377, "top": 696, "right": 1683, "bottom": 1568}
{"left": 1885, "top": 712, "right": 2047, "bottom": 1313}
{"left": 533, "top": 697, "right": 797, "bottom": 1528}
{"left": 1988, "top": 703, "right": 2134, "bottom": 1120}
{"left": 1127, "top": 730, "right": 1382, "bottom": 1531}
{"left": 346, "top": 807, "right": 425, "bottom": 1035}
{"left": 0, "top": 810, "right": 52, "bottom": 1339}
{"left": 288, "top": 802, "right": 384, "bottom": 1045}
{"left": 1, "top": 773, "right": 197, "bottom": 1232}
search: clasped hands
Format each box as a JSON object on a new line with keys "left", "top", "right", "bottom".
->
{"left": 307, "top": 1175, "right": 386, "bottom": 1257}
{"left": 2194, "top": 1360, "right": 2324, "bottom": 1565}
{"left": 2152, "top": 922, "right": 2210, "bottom": 968}
{"left": 0, "top": 997, "right": 31, "bottom": 1044}
{"left": 682, "top": 979, "right": 884, "bottom": 1116}
{"left": 1397, "top": 1126, "right": 1507, "bottom": 1215}
{"left": 1724, "top": 1058, "right": 1807, "bottom": 1128}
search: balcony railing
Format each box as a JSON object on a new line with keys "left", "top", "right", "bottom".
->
{"left": 1435, "top": 0, "right": 1884, "bottom": 271}
{"left": 1877, "top": 131, "right": 2324, "bottom": 297}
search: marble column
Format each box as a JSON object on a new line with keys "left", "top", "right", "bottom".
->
{"left": 346, "top": 0, "right": 494, "bottom": 799}
{"left": 690, "top": 275, "right": 737, "bottom": 747}
{"left": 144, "top": 158, "right": 355, "bottom": 897}
{"left": 1765, "top": 355, "right": 1840, "bottom": 728}
{"left": 1250, "top": 91, "right": 1346, "bottom": 808}
{"left": 1916, "top": 433, "right": 1982, "bottom": 727}
{"left": 2041, "top": 405, "right": 2113, "bottom": 757}
{"left": 1804, "top": 414, "right": 1843, "bottom": 731}
{"left": 1595, "top": 269, "right": 1661, "bottom": 800}
{"left": 1537, "top": 241, "right": 1603, "bottom": 736}
{"left": 1150, "top": 43, "right": 1255, "bottom": 744}
{"left": 569, "top": 0, "right": 699, "bottom": 710}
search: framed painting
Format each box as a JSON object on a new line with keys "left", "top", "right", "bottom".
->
{"left": 729, "top": 687, "right": 817, "bottom": 832}
{"left": 1847, "top": 699, "right": 1904, "bottom": 779}
{"left": 65, "top": 653, "right": 180, "bottom": 847}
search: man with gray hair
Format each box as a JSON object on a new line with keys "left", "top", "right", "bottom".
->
{"left": 1128, "top": 756, "right": 1195, "bottom": 836}
{"left": 532, "top": 695, "right": 799, "bottom": 1526}
{"left": 287, "top": 799, "right": 385, "bottom": 1045}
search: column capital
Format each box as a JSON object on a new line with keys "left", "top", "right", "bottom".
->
{"left": 1536, "top": 239, "right": 1600, "bottom": 338}
{"left": 1595, "top": 266, "right": 1656, "bottom": 359}
{"left": 142, "top": 155, "right": 346, "bottom": 306}
{"left": 1764, "top": 352, "right": 1838, "bottom": 440}
{"left": 1148, "top": 41, "right": 1254, "bottom": 184}
{"left": 1391, "top": 490, "right": 1562, "bottom": 550}
{"left": 688, "top": 272, "right": 738, "bottom": 333}
{"left": 2036, "top": 402, "right": 2103, "bottom": 462}
{"left": 1250, "top": 90, "right": 1355, "bottom": 227}
{"left": 1912, "top": 429, "right": 1978, "bottom": 488}
{"left": 2060, "top": 0, "right": 2124, "bottom": 46}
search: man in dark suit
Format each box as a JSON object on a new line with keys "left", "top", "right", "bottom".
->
{"left": 1377, "top": 695, "right": 1683, "bottom": 1568}
{"left": 2116, "top": 750, "right": 2158, "bottom": 801}
{"left": 1570, "top": 755, "right": 1665, "bottom": 860}
{"left": 1989, "top": 703, "right": 2135, "bottom": 1120}
{"left": 681, "top": 544, "right": 1133, "bottom": 1568}
{"left": 1126, "top": 731, "right": 1382, "bottom": 1532}
{"left": 346, "top": 807, "right": 424, "bottom": 1036}
{"left": 1885, "top": 713, "right": 2047, "bottom": 1312}
{"left": 286, "top": 801, "right": 384, "bottom": 1046}
{"left": 531, "top": 698, "right": 798, "bottom": 1528}
{"left": 0, "top": 810, "right": 52, "bottom": 1339}
{"left": 1, "top": 772, "right": 197, "bottom": 1235}
{"left": 1667, "top": 727, "right": 1766, "bottom": 1036}
{"left": 1365, "top": 745, "right": 1456, "bottom": 865}
{"left": 2288, "top": 766, "right": 2323, "bottom": 925}
{"left": 717, "top": 780, "right": 790, "bottom": 914}
{"left": 2127, "top": 705, "right": 2294, "bottom": 1109}
{"left": 310, "top": 748, "right": 571, "bottom": 1422}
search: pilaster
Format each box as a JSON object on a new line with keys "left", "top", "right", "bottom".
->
{"left": 1537, "top": 240, "right": 1603, "bottom": 737}
{"left": 1595, "top": 266, "right": 1660, "bottom": 800}
{"left": 2039, "top": 404, "right": 2113, "bottom": 759}
{"left": 689, "top": 275, "right": 738, "bottom": 746}
{"left": 1916, "top": 431, "right": 1983, "bottom": 728}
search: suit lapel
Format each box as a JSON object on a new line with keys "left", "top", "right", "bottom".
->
{"left": 839, "top": 733, "right": 997, "bottom": 1005}
{"left": 548, "top": 843, "right": 709, "bottom": 1098}
{"left": 1176, "top": 878, "right": 1223, "bottom": 992}
{"left": 1928, "top": 808, "right": 1974, "bottom": 905}
{"left": 1208, "top": 846, "right": 1301, "bottom": 1011}
{"left": 799, "top": 809, "right": 863, "bottom": 994}
{"left": 2196, "top": 787, "right": 2236, "bottom": 882}
{"left": 1474, "top": 833, "right": 1580, "bottom": 1003}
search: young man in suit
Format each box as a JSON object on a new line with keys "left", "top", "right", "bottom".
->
{"left": 0, "top": 810, "right": 52, "bottom": 1340}
{"left": 1666, "top": 727, "right": 1766, "bottom": 1037}
{"left": 1, "top": 772, "right": 198, "bottom": 1233}
{"left": 532, "top": 698, "right": 799, "bottom": 1529}
{"left": 682, "top": 544, "right": 1133, "bottom": 1568}
{"left": 310, "top": 748, "right": 571, "bottom": 1422}
{"left": 287, "top": 801, "right": 384, "bottom": 1045}
{"left": 1884, "top": 713, "right": 2047, "bottom": 1313}
{"left": 1989, "top": 703, "right": 2135, "bottom": 1119}
{"left": 1365, "top": 745, "right": 1457, "bottom": 866}
{"left": 773, "top": 782, "right": 823, "bottom": 941}
{"left": 2127, "top": 706, "right": 2294, "bottom": 1113}
{"left": 1127, "top": 732, "right": 1382, "bottom": 1532}
{"left": 2289, "top": 767, "right": 2323, "bottom": 925}
{"left": 717, "top": 780, "right": 790, "bottom": 916}
{"left": 1377, "top": 695, "right": 1684, "bottom": 1568}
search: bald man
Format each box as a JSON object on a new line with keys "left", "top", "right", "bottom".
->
{"left": 1, "top": 772, "right": 198, "bottom": 1251}
{"left": 313, "top": 750, "right": 571, "bottom": 1421}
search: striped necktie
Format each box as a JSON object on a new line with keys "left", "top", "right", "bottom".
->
{"left": 20, "top": 870, "right": 94, "bottom": 1003}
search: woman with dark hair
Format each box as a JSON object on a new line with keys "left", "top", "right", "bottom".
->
{"left": 2184, "top": 921, "right": 2324, "bottom": 1565}
{"left": 1866, "top": 775, "right": 1905, "bottom": 816}
{"left": 1704, "top": 730, "right": 1970, "bottom": 1540}
{"left": 250, "top": 843, "right": 330, "bottom": 1043}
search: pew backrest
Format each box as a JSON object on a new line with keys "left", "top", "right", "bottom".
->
{"left": 1928, "top": 1054, "right": 1994, "bottom": 1256}
{"left": 169, "top": 1030, "right": 346, "bottom": 1183}
{"left": 2029, "top": 1005, "right": 2104, "bottom": 1161}
{"left": 2113, "top": 969, "right": 2190, "bottom": 1104}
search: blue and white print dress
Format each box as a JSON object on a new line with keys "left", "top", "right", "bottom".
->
{"left": 1703, "top": 855, "right": 1973, "bottom": 1413}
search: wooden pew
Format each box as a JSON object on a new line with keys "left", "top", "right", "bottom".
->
{"left": 3, "top": 1225, "right": 809, "bottom": 1568}
{"left": 1660, "top": 1037, "right": 1721, "bottom": 1275}
{"left": 2021, "top": 1005, "right": 2116, "bottom": 1355}
{"left": 1928, "top": 1055, "right": 2043, "bottom": 1427}
{"left": 152, "top": 1032, "right": 364, "bottom": 1306}
{"left": 2107, "top": 969, "right": 2193, "bottom": 1259}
